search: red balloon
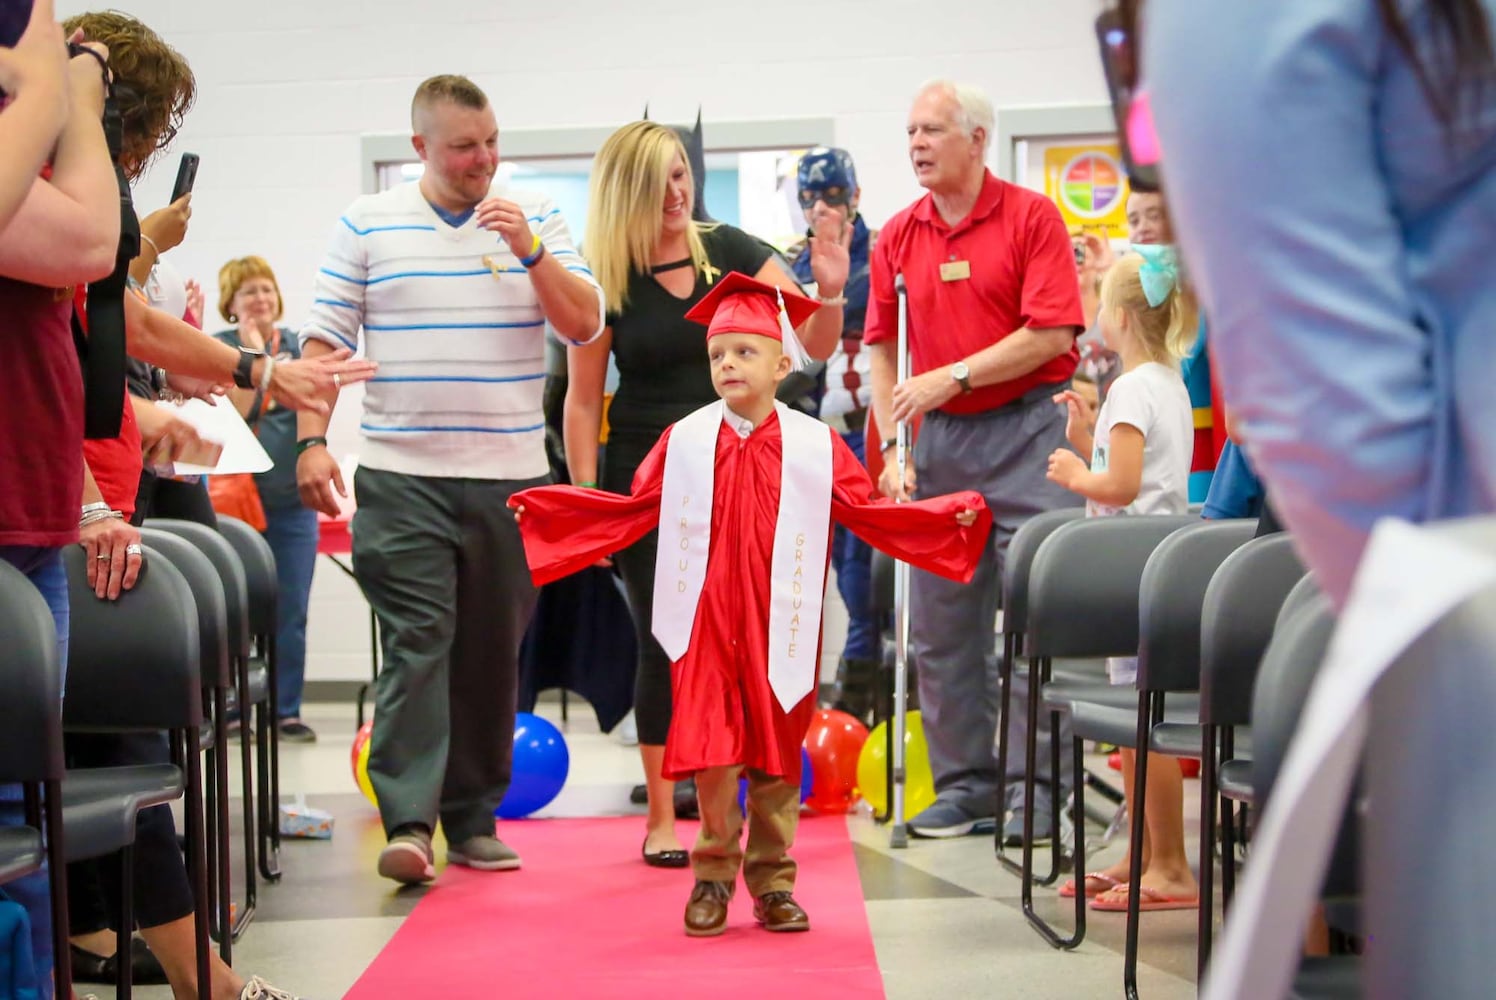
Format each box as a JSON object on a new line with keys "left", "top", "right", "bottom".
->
{"left": 803, "top": 709, "right": 870, "bottom": 814}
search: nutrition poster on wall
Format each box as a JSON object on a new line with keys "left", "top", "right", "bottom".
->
{"left": 1040, "top": 142, "right": 1129, "bottom": 236}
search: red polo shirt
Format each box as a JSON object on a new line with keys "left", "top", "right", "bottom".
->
{"left": 865, "top": 170, "right": 1083, "bottom": 415}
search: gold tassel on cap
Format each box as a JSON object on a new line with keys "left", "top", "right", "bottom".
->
{"left": 776, "top": 288, "right": 812, "bottom": 372}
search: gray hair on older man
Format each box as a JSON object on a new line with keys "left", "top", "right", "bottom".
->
{"left": 916, "top": 79, "right": 995, "bottom": 150}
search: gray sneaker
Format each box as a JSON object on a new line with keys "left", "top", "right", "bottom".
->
{"left": 448, "top": 833, "right": 522, "bottom": 871}
{"left": 908, "top": 799, "right": 997, "bottom": 839}
{"left": 377, "top": 828, "right": 435, "bottom": 885}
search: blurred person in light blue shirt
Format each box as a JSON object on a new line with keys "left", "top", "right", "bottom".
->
{"left": 1144, "top": 0, "right": 1496, "bottom": 607}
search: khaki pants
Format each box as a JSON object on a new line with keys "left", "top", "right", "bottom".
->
{"left": 691, "top": 765, "right": 799, "bottom": 896}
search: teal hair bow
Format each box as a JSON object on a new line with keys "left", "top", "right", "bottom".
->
{"left": 1131, "top": 243, "right": 1179, "bottom": 308}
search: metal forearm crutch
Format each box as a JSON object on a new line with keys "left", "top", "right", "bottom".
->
{"left": 889, "top": 272, "right": 913, "bottom": 849}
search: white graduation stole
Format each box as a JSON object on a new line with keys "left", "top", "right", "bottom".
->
{"left": 652, "top": 401, "right": 834, "bottom": 711}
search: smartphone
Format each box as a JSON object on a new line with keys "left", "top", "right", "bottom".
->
{"left": 1094, "top": 9, "right": 1161, "bottom": 192}
{"left": 170, "top": 152, "right": 200, "bottom": 203}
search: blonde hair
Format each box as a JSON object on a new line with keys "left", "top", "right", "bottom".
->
{"left": 217, "top": 256, "right": 284, "bottom": 323}
{"left": 1099, "top": 253, "right": 1198, "bottom": 365}
{"left": 586, "top": 121, "right": 715, "bottom": 315}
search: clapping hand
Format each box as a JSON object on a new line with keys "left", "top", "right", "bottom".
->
{"left": 1046, "top": 448, "right": 1087, "bottom": 491}
{"left": 1052, "top": 389, "right": 1095, "bottom": 452}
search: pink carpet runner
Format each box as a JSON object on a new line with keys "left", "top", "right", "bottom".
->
{"left": 343, "top": 814, "right": 884, "bottom": 999}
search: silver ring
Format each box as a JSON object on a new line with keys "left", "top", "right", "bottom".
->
{"left": 333, "top": 372, "right": 342, "bottom": 388}
{"left": 97, "top": 553, "right": 110, "bottom": 562}
{"left": 126, "top": 544, "right": 143, "bottom": 556}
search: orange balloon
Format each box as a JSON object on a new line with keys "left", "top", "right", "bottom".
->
{"left": 803, "top": 708, "right": 870, "bottom": 814}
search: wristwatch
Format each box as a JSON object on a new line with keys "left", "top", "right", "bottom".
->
{"left": 232, "top": 346, "right": 264, "bottom": 389}
{"left": 951, "top": 360, "right": 973, "bottom": 394}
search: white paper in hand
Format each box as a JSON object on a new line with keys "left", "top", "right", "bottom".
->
{"left": 158, "top": 398, "right": 274, "bottom": 476}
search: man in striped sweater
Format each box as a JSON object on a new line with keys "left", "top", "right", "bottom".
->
{"left": 296, "top": 75, "right": 604, "bottom": 885}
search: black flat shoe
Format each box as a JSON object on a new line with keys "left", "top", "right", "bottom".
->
{"left": 71, "top": 937, "right": 169, "bottom": 985}
{"left": 641, "top": 837, "right": 689, "bottom": 869}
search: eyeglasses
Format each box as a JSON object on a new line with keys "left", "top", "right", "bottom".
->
{"left": 797, "top": 186, "right": 851, "bottom": 209}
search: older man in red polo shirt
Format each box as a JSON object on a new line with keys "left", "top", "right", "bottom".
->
{"left": 866, "top": 79, "right": 1084, "bottom": 842}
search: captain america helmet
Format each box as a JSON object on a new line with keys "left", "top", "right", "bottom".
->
{"left": 796, "top": 147, "right": 858, "bottom": 208}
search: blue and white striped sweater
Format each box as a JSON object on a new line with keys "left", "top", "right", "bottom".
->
{"left": 301, "top": 181, "right": 599, "bottom": 480}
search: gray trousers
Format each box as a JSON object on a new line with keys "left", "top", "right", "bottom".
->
{"left": 911, "top": 393, "right": 1081, "bottom": 817}
{"left": 352, "top": 467, "right": 546, "bottom": 842}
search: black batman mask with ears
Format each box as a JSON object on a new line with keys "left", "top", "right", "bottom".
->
{"left": 642, "top": 105, "right": 714, "bottom": 223}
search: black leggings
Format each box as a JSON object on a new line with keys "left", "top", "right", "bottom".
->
{"left": 66, "top": 732, "right": 195, "bottom": 932}
{"left": 603, "top": 437, "right": 673, "bottom": 747}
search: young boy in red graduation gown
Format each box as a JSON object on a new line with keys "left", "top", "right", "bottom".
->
{"left": 510, "top": 273, "right": 991, "bottom": 937}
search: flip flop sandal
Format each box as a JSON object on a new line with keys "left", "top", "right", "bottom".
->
{"left": 1059, "top": 871, "right": 1123, "bottom": 898}
{"left": 1090, "top": 884, "right": 1199, "bottom": 912}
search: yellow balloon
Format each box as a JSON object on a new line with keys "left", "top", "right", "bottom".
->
{"left": 855, "top": 710, "right": 936, "bottom": 819}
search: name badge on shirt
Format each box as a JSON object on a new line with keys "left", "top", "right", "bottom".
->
{"left": 940, "top": 259, "right": 971, "bottom": 282}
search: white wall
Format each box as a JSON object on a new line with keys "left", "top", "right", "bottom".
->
{"left": 63, "top": 0, "right": 1110, "bottom": 682}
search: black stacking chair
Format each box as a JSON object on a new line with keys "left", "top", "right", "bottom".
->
{"left": 994, "top": 506, "right": 1089, "bottom": 881}
{"left": 139, "top": 528, "right": 240, "bottom": 958}
{"left": 62, "top": 545, "right": 211, "bottom": 999}
{"left": 147, "top": 519, "right": 270, "bottom": 929}
{"left": 1018, "top": 513, "right": 1198, "bottom": 951}
{"left": 0, "top": 560, "right": 71, "bottom": 999}
{"left": 1247, "top": 585, "right": 1361, "bottom": 997}
{"left": 1070, "top": 518, "right": 1256, "bottom": 999}
{"left": 215, "top": 515, "right": 283, "bottom": 882}
{"left": 1175, "top": 533, "right": 1304, "bottom": 970}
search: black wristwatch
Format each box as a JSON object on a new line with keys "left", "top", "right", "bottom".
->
{"left": 232, "top": 346, "right": 264, "bottom": 389}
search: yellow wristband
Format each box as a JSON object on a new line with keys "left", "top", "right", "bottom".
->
{"left": 530, "top": 233, "right": 542, "bottom": 256}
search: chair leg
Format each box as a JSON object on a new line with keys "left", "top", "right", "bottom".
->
{"left": 236, "top": 655, "right": 259, "bottom": 931}
{"left": 116, "top": 843, "right": 134, "bottom": 1000}
{"left": 185, "top": 728, "right": 212, "bottom": 1000}
{"left": 1021, "top": 656, "right": 1083, "bottom": 947}
{"left": 1197, "top": 723, "right": 1218, "bottom": 980}
{"left": 212, "top": 686, "right": 243, "bottom": 949}
{"left": 1122, "top": 693, "right": 1154, "bottom": 1000}
{"left": 44, "top": 780, "right": 73, "bottom": 1000}
{"left": 256, "top": 694, "right": 277, "bottom": 881}
{"left": 995, "top": 630, "right": 1022, "bottom": 875}
{"left": 1220, "top": 729, "right": 1237, "bottom": 914}
{"left": 261, "top": 638, "right": 283, "bottom": 882}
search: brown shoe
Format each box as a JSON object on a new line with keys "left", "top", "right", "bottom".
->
{"left": 754, "top": 890, "right": 810, "bottom": 932}
{"left": 684, "top": 880, "right": 733, "bottom": 937}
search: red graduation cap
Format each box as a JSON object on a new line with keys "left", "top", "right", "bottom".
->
{"left": 684, "top": 272, "right": 819, "bottom": 369}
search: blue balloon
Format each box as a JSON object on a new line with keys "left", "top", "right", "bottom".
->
{"left": 737, "top": 747, "right": 814, "bottom": 814}
{"left": 495, "top": 712, "right": 570, "bottom": 819}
